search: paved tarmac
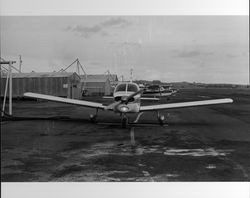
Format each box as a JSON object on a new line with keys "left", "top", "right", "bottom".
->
{"left": 1, "top": 88, "right": 250, "bottom": 181}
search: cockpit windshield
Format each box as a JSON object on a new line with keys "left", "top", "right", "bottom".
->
{"left": 127, "top": 84, "right": 139, "bottom": 92}
{"left": 115, "top": 83, "right": 127, "bottom": 92}
{"left": 114, "top": 83, "right": 139, "bottom": 93}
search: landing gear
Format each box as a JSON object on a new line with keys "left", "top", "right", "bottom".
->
{"left": 90, "top": 108, "right": 99, "bottom": 123}
{"left": 90, "top": 114, "right": 97, "bottom": 123}
{"left": 121, "top": 114, "right": 128, "bottom": 128}
{"left": 133, "top": 112, "right": 144, "bottom": 123}
{"left": 157, "top": 111, "right": 165, "bottom": 126}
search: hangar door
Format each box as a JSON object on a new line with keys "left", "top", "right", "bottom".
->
{"left": 69, "top": 83, "right": 81, "bottom": 99}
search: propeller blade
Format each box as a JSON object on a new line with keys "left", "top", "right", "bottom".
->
{"left": 106, "top": 89, "right": 144, "bottom": 110}
{"left": 105, "top": 101, "right": 121, "bottom": 110}
{"left": 124, "top": 89, "right": 144, "bottom": 104}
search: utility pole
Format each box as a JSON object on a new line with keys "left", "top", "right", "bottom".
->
{"left": 130, "top": 68, "right": 133, "bottom": 82}
{"left": 58, "top": 58, "right": 88, "bottom": 93}
{"left": 1, "top": 60, "right": 16, "bottom": 116}
{"left": 2, "top": 71, "right": 9, "bottom": 116}
{"left": 9, "top": 62, "right": 12, "bottom": 115}
{"left": 19, "top": 55, "right": 22, "bottom": 73}
{"left": 76, "top": 58, "right": 80, "bottom": 75}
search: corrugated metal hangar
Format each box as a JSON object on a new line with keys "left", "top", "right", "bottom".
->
{"left": 0, "top": 72, "right": 81, "bottom": 99}
{"left": 81, "top": 74, "right": 118, "bottom": 96}
{"left": 1, "top": 71, "right": 119, "bottom": 99}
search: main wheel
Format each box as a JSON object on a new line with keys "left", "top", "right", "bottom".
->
{"left": 90, "top": 114, "right": 97, "bottom": 123}
{"left": 158, "top": 115, "right": 165, "bottom": 126}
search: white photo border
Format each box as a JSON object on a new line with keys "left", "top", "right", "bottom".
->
{"left": 1, "top": 0, "right": 249, "bottom": 198}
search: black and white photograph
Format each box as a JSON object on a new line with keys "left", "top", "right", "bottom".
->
{"left": 1, "top": 15, "right": 249, "bottom": 182}
{"left": 0, "top": 0, "right": 249, "bottom": 197}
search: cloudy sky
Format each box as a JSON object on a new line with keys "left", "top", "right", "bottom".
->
{"left": 0, "top": 16, "right": 248, "bottom": 84}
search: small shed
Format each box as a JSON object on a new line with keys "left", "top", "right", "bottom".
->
{"left": 0, "top": 72, "right": 81, "bottom": 99}
{"left": 81, "top": 74, "right": 115, "bottom": 96}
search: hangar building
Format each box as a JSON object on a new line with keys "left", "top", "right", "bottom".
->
{"left": 81, "top": 74, "right": 118, "bottom": 96}
{"left": 0, "top": 72, "right": 81, "bottom": 99}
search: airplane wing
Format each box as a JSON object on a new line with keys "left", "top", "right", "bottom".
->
{"left": 24, "top": 92, "right": 107, "bottom": 109}
{"left": 140, "top": 98, "right": 233, "bottom": 111}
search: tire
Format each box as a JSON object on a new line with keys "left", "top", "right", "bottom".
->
{"left": 122, "top": 117, "right": 128, "bottom": 128}
{"left": 90, "top": 115, "right": 97, "bottom": 123}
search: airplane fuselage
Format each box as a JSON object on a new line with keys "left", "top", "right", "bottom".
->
{"left": 112, "top": 82, "right": 141, "bottom": 113}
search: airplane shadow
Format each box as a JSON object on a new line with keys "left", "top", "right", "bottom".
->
{"left": 1, "top": 115, "right": 216, "bottom": 127}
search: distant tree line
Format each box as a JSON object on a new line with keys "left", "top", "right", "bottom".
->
{"left": 134, "top": 80, "right": 249, "bottom": 89}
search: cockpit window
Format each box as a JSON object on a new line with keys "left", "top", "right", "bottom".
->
{"left": 115, "top": 84, "right": 127, "bottom": 92}
{"left": 127, "top": 84, "right": 139, "bottom": 92}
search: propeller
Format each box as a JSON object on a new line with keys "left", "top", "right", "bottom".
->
{"left": 105, "top": 89, "right": 144, "bottom": 110}
{"left": 122, "top": 89, "right": 144, "bottom": 104}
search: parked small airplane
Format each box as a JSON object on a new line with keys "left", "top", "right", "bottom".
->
{"left": 24, "top": 82, "right": 233, "bottom": 128}
{"left": 143, "top": 84, "right": 176, "bottom": 97}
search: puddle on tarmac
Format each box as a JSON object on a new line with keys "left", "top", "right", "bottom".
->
{"left": 163, "top": 148, "right": 233, "bottom": 157}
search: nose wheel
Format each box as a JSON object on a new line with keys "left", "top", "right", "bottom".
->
{"left": 121, "top": 114, "right": 128, "bottom": 128}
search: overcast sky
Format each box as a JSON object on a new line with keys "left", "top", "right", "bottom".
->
{"left": 0, "top": 16, "right": 248, "bottom": 84}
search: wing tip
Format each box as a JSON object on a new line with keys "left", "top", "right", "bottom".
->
{"left": 225, "top": 98, "right": 233, "bottom": 103}
{"left": 23, "top": 92, "right": 32, "bottom": 97}
{"left": 24, "top": 92, "right": 40, "bottom": 97}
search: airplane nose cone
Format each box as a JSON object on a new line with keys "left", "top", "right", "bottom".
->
{"left": 121, "top": 96, "right": 128, "bottom": 102}
{"left": 118, "top": 105, "right": 129, "bottom": 112}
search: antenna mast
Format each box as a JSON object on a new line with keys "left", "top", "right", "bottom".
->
{"left": 130, "top": 68, "right": 133, "bottom": 82}
{"left": 19, "top": 55, "right": 22, "bottom": 73}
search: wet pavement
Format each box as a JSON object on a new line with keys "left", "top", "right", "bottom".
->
{"left": 1, "top": 88, "right": 250, "bottom": 181}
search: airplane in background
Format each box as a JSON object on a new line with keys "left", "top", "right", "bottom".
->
{"left": 24, "top": 82, "right": 233, "bottom": 128}
{"left": 143, "top": 84, "right": 177, "bottom": 97}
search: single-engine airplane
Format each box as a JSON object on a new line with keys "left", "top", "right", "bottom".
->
{"left": 24, "top": 82, "right": 233, "bottom": 128}
{"left": 143, "top": 84, "right": 176, "bottom": 97}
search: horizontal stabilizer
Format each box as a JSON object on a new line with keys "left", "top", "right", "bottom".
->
{"left": 103, "top": 96, "right": 114, "bottom": 99}
{"left": 140, "top": 97, "right": 160, "bottom": 101}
